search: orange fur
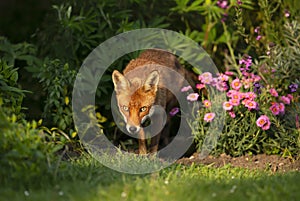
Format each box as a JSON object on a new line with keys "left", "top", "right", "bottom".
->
{"left": 112, "top": 49, "right": 195, "bottom": 154}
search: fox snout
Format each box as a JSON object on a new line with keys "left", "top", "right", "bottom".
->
{"left": 126, "top": 124, "right": 141, "bottom": 134}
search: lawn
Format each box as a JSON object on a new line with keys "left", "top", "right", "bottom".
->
{"left": 1, "top": 154, "right": 299, "bottom": 201}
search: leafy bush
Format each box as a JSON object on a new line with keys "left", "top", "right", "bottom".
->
{"left": 0, "top": 61, "right": 65, "bottom": 186}
{"left": 0, "top": 41, "right": 73, "bottom": 185}
{"left": 0, "top": 113, "right": 55, "bottom": 184}
{"left": 0, "top": 36, "right": 40, "bottom": 67}
{"left": 0, "top": 60, "right": 26, "bottom": 117}
{"left": 36, "top": 0, "right": 170, "bottom": 65}
{"left": 190, "top": 62, "right": 299, "bottom": 157}
{"left": 28, "top": 59, "right": 77, "bottom": 132}
{"left": 188, "top": 1, "right": 300, "bottom": 157}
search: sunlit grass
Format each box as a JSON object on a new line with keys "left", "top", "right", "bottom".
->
{"left": 1, "top": 153, "right": 299, "bottom": 201}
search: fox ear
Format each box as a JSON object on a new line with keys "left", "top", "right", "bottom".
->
{"left": 143, "top": 70, "right": 159, "bottom": 92}
{"left": 112, "top": 70, "right": 130, "bottom": 94}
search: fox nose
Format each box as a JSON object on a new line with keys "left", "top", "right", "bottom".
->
{"left": 129, "top": 126, "right": 138, "bottom": 133}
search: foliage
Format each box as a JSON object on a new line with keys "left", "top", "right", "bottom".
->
{"left": 36, "top": 0, "right": 170, "bottom": 66}
{"left": 0, "top": 60, "right": 26, "bottom": 117}
{"left": 189, "top": 14, "right": 300, "bottom": 157}
{"left": 0, "top": 36, "right": 40, "bottom": 67}
{"left": 0, "top": 0, "right": 300, "bottom": 168}
{"left": 0, "top": 41, "right": 74, "bottom": 186}
{"left": 0, "top": 112, "right": 55, "bottom": 184}
{"left": 28, "top": 59, "right": 77, "bottom": 132}
{"left": 0, "top": 36, "right": 43, "bottom": 120}
{"left": 0, "top": 55, "right": 70, "bottom": 186}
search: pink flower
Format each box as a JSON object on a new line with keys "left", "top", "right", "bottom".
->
{"left": 225, "top": 71, "right": 234, "bottom": 76}
{"left": 223, "top": 101, "right": 233, "bottom": 111}
{"left": 226, "top": 90, "right": 236, "bottom": 98}
{"left": 204, "top": 113, "right": 215, "bottom": 122}
{"left": 216, "top": 81, "right": 227, "bottom": 91}
{"left": 287, "top": 94, "right": 293, "bottom": 101}
{"left": 238, "top": 92, "right": 246, "bottom": 100}
{"left": 284, "top": 9, "right": 290, "bottom": 18}
{"left": 170, "top": 107, "right": 179, "bottom": 116}
{"left": 231, "top": 92, "right": 241, "bottom": 101}
{"left": 181, "top": 85, "right": 192, "bottom": 92}
{"left": 211, "top": 78, "right": 218, "bottom": 87}
{"left": 241, "top": 99, "right": 247, "bottom": 105}
{"left": 196, "top": 83, "right": 205, "bottom": 90}
{"left": 218, "top": 73, "right": 229, "bottom": 82}
{"left": 256, "top": 35, "right": 262, "bottom": 41}
{"left": 229, "top": 98, "right": 240, "bottom": 106}
{"left": 231, "top": 78, "right": 242, "bottom": 90}
{"left": 245, "top": 100, "right": 257, "bottom": 110}
{"left": 280, "top": 96, "right": 291, "bottom": 105}
{"left": 256, "top": 115, "right": 271, "bottom": 130}
{"left": 229, "top": 111, "right": 236, "bottom": 118}
{"left": 279, "top": 103, "right": 285, "bottom": 114}
{"left": 187, "top": 93, "right": 199, "bottom": 101}
{"left": 217, "top": 0, "right": 229, "bottom": 9}
{"left": 245, "top": 92, "right": 256, "bottom": 100}
{"left": 239, "top": 55, "right": 252, "bottom": 69}
{"left": 270, "top": 103, "right": 280, "bottom": 115}
{"left": 242, "top": 78, "right": 252, "bottom": 89}
{"left": 199, "top": 72, "right": 213, "bottom": 84}
{"left": 253, "top": 75, "right": 261, "bottom": 82}
{"left": 203, "top": 100, "right": 211, "bottom": 108}
{"left": 269, "top": 88, "right": 278, "bottom": 97}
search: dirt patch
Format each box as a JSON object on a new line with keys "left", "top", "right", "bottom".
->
{"left": 177, "top": 153, "right": 300, "bottom": 172}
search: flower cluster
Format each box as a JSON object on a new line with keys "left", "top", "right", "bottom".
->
{"left": 183, "top": 54, "right": 297, "bottom": 130}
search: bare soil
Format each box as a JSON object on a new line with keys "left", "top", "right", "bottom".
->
{"left": 177, "top": 153, "right": 300, "bottom": 172}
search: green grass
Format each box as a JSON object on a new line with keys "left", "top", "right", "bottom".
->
{"left": 1, "top": 154, "right": 299, "bottom": 201}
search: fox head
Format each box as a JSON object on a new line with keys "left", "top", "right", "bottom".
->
{"left": 112, "top": 70, "right": 159, "bottom": 134}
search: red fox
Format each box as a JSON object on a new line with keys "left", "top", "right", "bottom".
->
{"left": 112, "top": 49, "right": 196, "bottom": 154}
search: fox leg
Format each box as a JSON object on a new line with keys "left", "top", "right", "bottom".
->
{"left": 138, "top": 129, "right": 147, "bottom": 154}
{"left": 149, "top": 133, "right": 160, "bottom": 153}
{"left": 149, "top": 106, "right": 167, "bottom": 153}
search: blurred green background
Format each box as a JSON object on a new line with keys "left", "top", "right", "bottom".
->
{"left": 0, "top": 0, "right": 51, "bottom": 42}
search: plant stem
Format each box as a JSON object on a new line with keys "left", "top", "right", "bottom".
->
{"left": 222, "top": 22, "right": 242, "bottom": 77}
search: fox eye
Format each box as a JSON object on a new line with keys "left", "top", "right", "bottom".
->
{"left": 140, "top": 106, "right": 147, "bottom": 112}
{"left": 122, "top": 105, "right": 129, "bottom": 111}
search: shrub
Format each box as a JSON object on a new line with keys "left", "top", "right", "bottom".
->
{"left": 190, "top": 65, "right": 299, "bottom": 157}
{"left": 36, "top": 0, "right": 170, "bottom": 65}
{"left": 0, "top": 60, "right": 65, "bottom": 186}
{"left": 188, "top": 5, "right": 300, "bottom": 157}
{"left": 0, "top": 112, "right": 56, "bottom": 185}
{"left": 0, "top": 60, "right": 26, "bottom": 117}
{"left": 29, "top": 59, "right": 77, "bottom": 132}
